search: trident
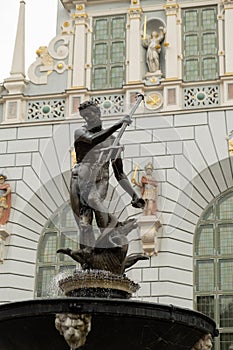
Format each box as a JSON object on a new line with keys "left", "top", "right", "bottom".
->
{"left": 98, "top": 93, "right": 144, "bottom": 163}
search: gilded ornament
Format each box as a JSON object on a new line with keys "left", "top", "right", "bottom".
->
{"left": 128, "top": 7, "right": 142, "bottom": 13}
{"left": 226, "top": 130, "right": 233, "bottom": 156}
{"left": 57, "top": 63, "right": 64, "bottom": 69}
{"left": 36, "top": 48, "right": 43, "bottom": 56}
{"left": 63, "top": 21, "right": 70, "bottom": 27}
{"left": 70, "top": 149, "right": 77, "bottom": 168}
{"left": 145, "top": 92, "right": 163, "bottom": 109}
{"left": 77, "top": 4, "right": 83, "bottom": 11}
{"left": 36, "top": 46, "right": 54, "bottom": 68}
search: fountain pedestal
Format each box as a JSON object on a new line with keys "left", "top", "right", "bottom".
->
{"left": 58, "top": 270, "right": 139, "bottom": 299}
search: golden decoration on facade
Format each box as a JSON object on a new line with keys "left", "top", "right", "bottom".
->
{"left": 36, "top": 46, "right": 54, "bottom": 75}
{"left": 143, "top": 15, "right": 147, "bottom": 39}
{"left": 150, "top": 77, "right": 157, "bottom": 84}
{"left": 145, "top": 93, "right": 163, "bottom": 109}
{"left": 163, "top": 3, "right": 179, "bottom": 9}
{"left": 70, "top": 149, "right": 77, "bottom": 168}
{"left": 128, "top": 7, "right": 142, "bottom": 13}
{"left": 57, "top": 63, "right": 64, "bottom": 69}
{"left": 63, "top": 21, "right": 70, "bottom": 27}
{"left": 131, "top": 163, "right": 139, "bottom": 184}
{"left": 77, "top": 4, "right": 84, "bottom": 11}
{"left": 72, "top": 12, "right": 88, "bottom": 19}
{"left": 226, "top": 131, "right": 233, "bottom": 156}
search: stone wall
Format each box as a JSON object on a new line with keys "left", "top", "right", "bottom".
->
{"left": 0, "top": 108, "right": 232, "bottom": 306}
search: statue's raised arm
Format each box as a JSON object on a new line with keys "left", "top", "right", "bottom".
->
{"left": 58, "top": 96, "right": 148, "bottom": 275}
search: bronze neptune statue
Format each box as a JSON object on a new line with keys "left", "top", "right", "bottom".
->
{"left": 57, "top": 95, "right": 148, "bottom": 275}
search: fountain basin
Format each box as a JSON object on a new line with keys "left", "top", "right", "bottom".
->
{"left": 0, "top": 297, "right": 218, "bottom": 350}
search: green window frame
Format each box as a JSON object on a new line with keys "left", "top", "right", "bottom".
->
{"left": 194, "top": 189, "right": 233, "bottom": 350}
{"left": 35, "top": 202, "right": 77, "bottom": 298}
{"left": 92, "top": 15, "right": 126, "bottom": 90}
{"left": 182, "top": 7, "right": 218, "bottom": 82}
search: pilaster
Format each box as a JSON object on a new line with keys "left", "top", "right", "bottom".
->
{"left": 72, "top": 3, "right": 88, "bottom": 88}
{"left": 127, "top": 2, "right": 143, "bottom": 84}
{"left": 222, "top": 0, "right": 233, "bottom": 75}
{"left": 217, "top": 6, "right": 225, "bottom": 77}
{"left": 163, "top": 2, "right": 180, "bottom": 80}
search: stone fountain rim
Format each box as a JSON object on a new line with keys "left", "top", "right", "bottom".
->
{"left": 0, "top": 297, "right": 218, "bottom": 337}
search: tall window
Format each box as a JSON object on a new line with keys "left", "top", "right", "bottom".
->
{"left": 92, "top": 15, "right": 126, "bottom": 90}
{"left": 194, "top": 189, "right": 233, "bottom": 350}
{"left": 35, "top": 202, "right": 77, "bottom": 297}
{"left": 183, "top": 7, "right": 218, "bottom": 82}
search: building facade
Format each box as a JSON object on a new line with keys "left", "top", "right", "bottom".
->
{"left": 1, "top": 0, "right": 233, "bottom": 349}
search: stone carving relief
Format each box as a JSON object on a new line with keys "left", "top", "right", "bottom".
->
{"left": 141, "top": 18, "right": 166, "bottom": 85}
{"left": 183, "top": 85, "right": 219, "bottom": 109}
{"left": 191, "top": 334, "right": 213, "bottom": 350}
{"left": 132, "top": 162, "right": 158, "bottom": 216}
{"left": 27, "top": 99, "right": 66, "bottom": 121}
{"left": 28, "top": 35, "right": 72, "bottom": 85}
{"left": 0, "top": 174, "right": 11, "bottom": 263}
{"left": 132, "top": 162, "right": 162, "bottom": 256}
{"left": 92, "top": 95, "right": 125, "bottom": 115}
{"left": 0, "top": 174, "right": 11, "bottom": 226}
{"left": 55, "top": 313, "right": 91, "bottom": 349}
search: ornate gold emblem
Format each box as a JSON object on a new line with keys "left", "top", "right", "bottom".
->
{"left": 145, "top": 92, "right": 163, "bottom": 110}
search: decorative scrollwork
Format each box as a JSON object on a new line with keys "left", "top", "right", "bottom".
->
{"left": 91, "top": 95, "right": 125, "bottom": 115}
{"left": 48, "top": 36, "right": 70, "bottom": 60}
{"left": 26, "top": 99, "right": 66, "bottom": 121}
{"left": 28, "top": 36, "right": 71, "bottom": 85}
{"left": 183, "top": 85, "right": 219, "bottom": 109}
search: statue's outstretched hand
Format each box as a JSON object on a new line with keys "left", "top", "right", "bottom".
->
{"left": 131, "top": 194, "right": 145, "bottom": 209}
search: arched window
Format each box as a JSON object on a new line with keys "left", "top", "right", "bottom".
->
{"left": 35, "top": 202, "right": 78, "bottom": 298}
{"left": 194, "top": 189, "right": 233, "bottom": 350}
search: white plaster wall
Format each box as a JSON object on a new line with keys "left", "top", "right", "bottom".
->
{"left": 0, "top": 108, "right": 232, "bottom": 306}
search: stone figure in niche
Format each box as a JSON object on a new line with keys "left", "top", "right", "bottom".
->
{"left": 55, "top": 313, "right": 91, "bottom": 349}
{"left": 57, "top": 100, "right": 147, "bottom": 274}
{"left": 142, "top": 27, "right": 166, "bottom": 73}
{"left": 132, "top": 162, "right": 158, "bottom": 216}
{"left": 0, "top": 174, "right": 11, "bottom": 226}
